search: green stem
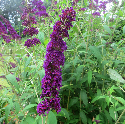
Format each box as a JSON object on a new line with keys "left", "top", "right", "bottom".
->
{"left": 7, "top": 80, "right": 25, "bottom": 118}
{"left": 41, "top": 115, "right": 44, "bottom": 124}
{"left": 67, "top": 0, "right": 68, "bottom": 7}
{"left": 115, "top": 109, "right": 125, "bottom": 124}
{"left": 45, "top": 114, "right": 48, "bottom": 124}
{"left": 67, "top": 52, "right": 75, "bottom": 111}
{"left": 33, "top": 45, "right": 36, "bottom": 61}
{"left": 81, "top": 0, "right": 83, "bottom": 8}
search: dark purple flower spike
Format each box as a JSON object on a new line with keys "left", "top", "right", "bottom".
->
{"left": 37, "top": 7, "right": 76, "bottom": 116}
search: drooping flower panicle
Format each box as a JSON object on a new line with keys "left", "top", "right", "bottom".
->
{"left": 0, "top": 15, "right": 21, "bottom": 43}
{"left": 21, "top": 0, "right": 48, "bottom": 48}
{"left": 37, "top": 7, "right": 76, "bottom": 116}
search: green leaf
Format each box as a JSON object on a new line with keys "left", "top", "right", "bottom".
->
{"left": 97, "top": 89, "right": 101, "bottom": 96}
{"left": 25, "top": 116, "right": 36, "bottom": 124}
{"left": 48, "top": 111, "right": 57, "bottom": 124}
{"left": 68, "top": 119, "right": 79, "bottom": 123}
{"left": 44, "top": 39, "right": 49, "bottom": 46}
{"left": 104, "top": 110, "right": 112, "bottom": 124}
{"left": 28, "top": 65, "right": 36, "bottom": 68}
{"left": 84, "top": 0, "right": 88, "bottom": 7}
{"left": 15, "top": 102, "right": 20, "bottom": 114}
{"left": 25, "top": 56, "right": 32, "bottom": 67}
{"left": 22, "top": 104, "right": 37, "bottom": 112}
{"left": 105, "top": 96, "right": 110, "bottom": 106}
{"left": 61, "top": 108, "right": 70, "bottom": 120}
{"left": 73, "top": 56, "right": 81, "bottom": 67}
{"left": 119, "top": 9, "right": 123, "bottom": 17}
{"left": 38, "top": 69, "right": 45, "bottom": 81}
{"left": 20, "top": 93, "right": 30, "bottom": 100}
{"left": 108, "top": 85, "right": 119, "bottom": 95}
{"left": 123, "top": 26, "right": 125, "bottom": 34}
{"left": 37, "top": 31, "right": 44, "bottom": 44}
{"left": 112, "top": 60, "right": 124, "bottom": 68}
{"left": 76, "top": 42, "right": 86, "bottom": 49}
{"left": 88, "top": 46, "right": 102, "bottom": 64}
{"left": 33, "top": 115, "right": 40, "bottom": 124}
{"left": 114, "top": 97, "right": 125, "bottom": 105}
{"left": 80, "top": 90, "right": 88, "bottom": 106}
{"left": 23, "top": 94, "right": 36, "bottom": 102}
{"left": 80, "top": 110, "right": 87, "bottom": 124}
{"left": 63, "top": 63, "right": 71, "bottom": 71}
{"left": 76, "top": 65, "right": 84, "bottom": 81}
{"left": 109, "top": 107, "right": 118, "bottom": 121}
{"left": 15, "top": 57, "right": 20, "bottom": 64}
{"left": 69, "top": 97, "right": 79, "bottom": 108}
{"left": 124, "top": 120, "right": 125, "bottom": 124}
{"left": 91, "top": 96, "right": 105, "bottom": 103}
{"left": 116, "top": 106, "right": 125, "bottom": 111}
{"left": 84, "top": 59, "right": 95, "bottom": 64}
{"left": 103, "top": 25, "right": 112, "bottom": 35}
{"left": 107, "top": 68, "right": 125, "bottom": 83}
{"left": 0, "top": 117, "right": 6, "bottom": 122}
{"left": 6, "top": 74, "right": 19, "bottom": 91}
{"left": 16, "top": 111, "right": 24, "bottom": 117}
{"left": 5, "top": 105, "right": 11, "bottom": 123}
{"left": 37, "top": 115, "right": 48, "bottom": 124}
{"left": 87, "top": 118, "right": 92, "bottom": 124}
{"left": 106, "top": 14, "right": 110, "bottom": 21}
{"left": 88, "top": 70, "right": 92, "bottom": 86}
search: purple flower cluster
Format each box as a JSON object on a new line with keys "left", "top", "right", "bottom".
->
{"left": 32, "top": 0, "right": 48, "bottom": 17}
{"left": 105, "top": 41, "right": 112, "bottom": 47}
{"left": 95, "top": 120, "right": 100, "bottom": 124}
{"left": 22, "top": 16, "right": 37, "bottom": 27}
{"left": 92, "top": 12, "right": 101, "bottom": 16}
{"left": 24, "top": 38, "right": 41, "bottom": 48}
{"left": 0, "top": 15, "right": 21, "bottom": 43}
{"left": 23, "top": 27, "right": 38, "bottom": 36}
{"left": 21, "top": 0, "right": 48, "bottom": 48}
{"left": 21, "top": 4, "right": 38, "bottom": 37}
{"left": 9, "top": 62, "right": 16, "bottom": 69}
{"left": 88, "top": 0, "right": 116, "bottom": 16}
{"left": 0, "top": 21, "right": 11, "bottom": 43}
{"left": 37, "top": 7, "right": 76, "bottom": 116}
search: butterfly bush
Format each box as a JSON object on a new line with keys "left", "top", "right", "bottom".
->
{"left": 0, "top": 15, "right": 21, "bottom": 43}
{"left": 21, "top": 0, "right": 48, "bottom": 48}
{"left": 37, "top": 7, "right": 76, "bottom": 116}
{"left": 88, "top": 0, "right": 117, "bottom": 15}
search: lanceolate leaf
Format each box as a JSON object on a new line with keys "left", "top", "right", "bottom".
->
{"left": 80, "top": 90, "right": 88, "bottom": 106}
{"left": 48, "top": 111, "right": 57, "bottom": 124}
{"left": 91, "top": 96, "right": 105, "bottom": 103}
{"left": 80, "top": 110, "right": 87, "bottom": 124}
{"left": 88, "top": 46, "right": 102, "bottom": 64}
{"left": 88, "top": 70, "right": 92, "bottom": 86}
{"left": 37, "top": 31, "right": 44, "bottom": 44}
{"left": 61, "top": 108, "right": 70, "bottom": 120}
{"left": 6, "top": 74, "right": 19, "bottom": 91}
{"left": 22, "top": 104, "right": 37, "bottom": 112}
{"left": 103, "top": 25, "right": 112, "bottom": 35}
{"left": 107, "top": 68, "right": 125, "bottom": 83}
{"left": 123, "top": 26, "right": 125, "bottom": 34}
{"left": 25, "top": 56, "right": 32, "bottom": 67}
